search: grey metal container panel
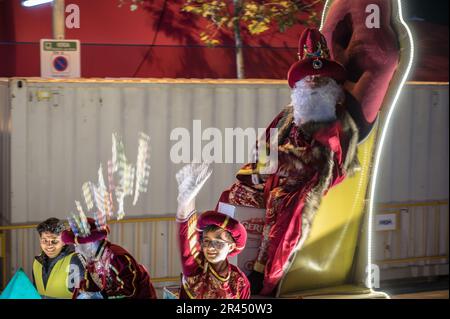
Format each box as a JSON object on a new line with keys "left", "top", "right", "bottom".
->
{"left": 376, "top": 84, "right": 449, "bottom": 203}
{"left": 8, "top": 80, "right": 448, "bottom": 223}
{"left": 9, "top": 79, "right": 291, "bottom": 223}
{"left": 0, "top": 79, "right": 10, "bottom": 225}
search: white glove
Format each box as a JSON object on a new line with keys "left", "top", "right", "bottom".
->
{"left": 175, "top": 163, "right": 212, "bottom": 221}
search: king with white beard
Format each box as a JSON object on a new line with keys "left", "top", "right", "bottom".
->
{"left": 218, "top": 28, "right": 360, "bottom": 296}
{"left": 291, "top": 75, "right": 345, "bottom": 125}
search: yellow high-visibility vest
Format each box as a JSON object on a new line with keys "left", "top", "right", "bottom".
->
{"left": 32, "top": 252, "right": 75, "bottom": 299}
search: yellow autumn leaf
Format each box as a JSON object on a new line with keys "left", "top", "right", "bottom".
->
{"left": 246, "top": 4, "right": 258, "bottom": 12}
{"left": 182, "top": 5, "right": 196, "bottom": 12}
{"left": 200, "top": 32, "right": 210, "bottom": 41}
{"left": 248, "top": 21, "right": 270, "bottom": 34}
{"left": 209, "top": 39, "right": 220, "bottom": 46}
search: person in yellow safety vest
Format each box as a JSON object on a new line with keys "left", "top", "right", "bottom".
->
{"left": 32, "top": 218, "right": 85, "bottom": 299}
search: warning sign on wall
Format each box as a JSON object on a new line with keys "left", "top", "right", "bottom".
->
{"left": 40, "top": 39, "right": 81, "bottom": 78}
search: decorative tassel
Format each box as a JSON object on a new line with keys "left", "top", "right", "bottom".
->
{"left": 68, "top": 215, "right": 80, "bottom": 237}
{"left": 82, "top": 182, "right": 94, "bottom": 211}
{"left": 74, "top": 201, "right": 90, "bottom": 236}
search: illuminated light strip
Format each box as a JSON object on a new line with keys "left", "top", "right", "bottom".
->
{"left": 319, "top": 0, "right": 331, "bottom": 31}
{"left": 22, "top": 0, "right": 53, "bottom": 7}
{"left": 320, "top": 0, "right": 415, "bottom": 291}
{"left": 367, "top": 0, "right": 415, "bottom": 290}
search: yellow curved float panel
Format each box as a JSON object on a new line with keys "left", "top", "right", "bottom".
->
{"left": 278, "top": 125, "right": 378, "bottom": 296}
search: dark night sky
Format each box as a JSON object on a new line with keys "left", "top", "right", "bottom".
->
{"left": 404, "top": 0, "right": 449, "bottom": 25}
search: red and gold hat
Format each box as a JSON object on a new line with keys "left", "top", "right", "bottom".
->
{"left": 62, "top": 217, "right": 110, "bottom": 245}
{"left": 197, "top": 211, "right": 247, "bottom": 257}
{"left": 287, "top": 28, "right": 347, "bottom": 88}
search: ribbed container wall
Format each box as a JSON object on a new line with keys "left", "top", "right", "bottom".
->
{"left": 9, "top": 80, "right": 290, "bottom": 223}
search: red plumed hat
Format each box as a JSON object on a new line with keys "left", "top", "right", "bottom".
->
{"left": 287, "top": 28, "right": 347, "bottom": 88}
{"left": 197, "top": 211, "right": 247, "bottom": 257}
{"left": 62, "top": 217, "right": 110, "bottom": 245}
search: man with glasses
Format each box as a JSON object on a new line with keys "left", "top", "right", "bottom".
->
{"left": 32, "top": 218, "right": 85, "bottom": 299}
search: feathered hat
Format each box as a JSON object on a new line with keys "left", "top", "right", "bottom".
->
{"left": 287, "top": 28, "right": 347, "bottom": 88}
{"left": 62, "top": 217, "right": 110, "bottom": 245}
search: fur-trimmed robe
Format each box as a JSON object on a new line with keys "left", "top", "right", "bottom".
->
{"left": 218, "top": 105, "right": 360, "bottom": 295}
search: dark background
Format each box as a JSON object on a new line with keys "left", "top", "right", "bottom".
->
{"left": 406, "top": 0, "right": 449, "bottom": 25}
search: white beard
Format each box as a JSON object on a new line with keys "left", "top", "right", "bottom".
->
{"left": 290, "top": 77, "right": 344, "bottom": 125}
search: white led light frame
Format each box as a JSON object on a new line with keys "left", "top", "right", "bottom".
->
{"left": 320, "top": 0, "right": 415, "bottom": 290}
{"left": 22, "top": 0, "right": 53, "bottom": 7}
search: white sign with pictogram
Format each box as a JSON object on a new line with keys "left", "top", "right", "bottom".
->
{"left": 375, "top": 213, "right": 397, "bottom": 231}
{"left": 40, "top": 39, "right": 81, "bottom": 78}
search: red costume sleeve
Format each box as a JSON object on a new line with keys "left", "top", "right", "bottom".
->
{"left": 107, "top": 254, "right": 141, "bottom": 298}
{"left": 240, "top": 279, "right": 251, "bottom": 299}
{"left": 177, "top": 213, "right": 204, "bottom": 277}
{"left": 313, "top": 120, "right": 351, "bottom": 187}
{"left": 235, "top": 109, "right": 286, "bottom": 182}
{"left": 314, "top": 121, "right": 344, "bottom": 164}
